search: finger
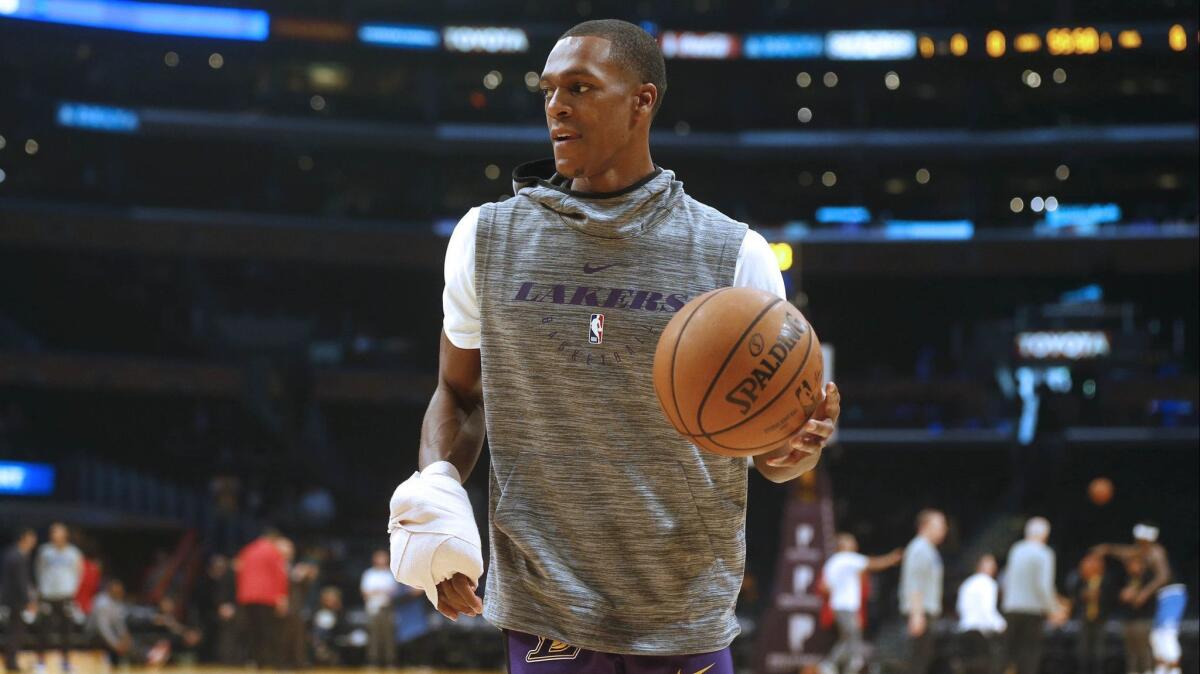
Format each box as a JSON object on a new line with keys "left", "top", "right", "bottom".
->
{"left": 801, "top": 418, "right": 834, "bottom": 439}
{"left": 765, "top": 450, "right": 800, "bottom": 467}
{"left": 823, "top": 383, "right": 841, "bottom": 420}
{"left": 443, "top": 580, "right": 474, "bottom": 616}
{"left": 452, "top": 574, "right": 483, "bottom": 613}
{"left": 766, "top": 448, "right": 816, "bottom": 467}
{"left": 438, "top": 580, "right": 471, "bottom": 617}
{"left": 435, "top": 590, "right": 459, "bottom": 621}
{"left": 448, "top": 575, "right": 481, "bottom": 615}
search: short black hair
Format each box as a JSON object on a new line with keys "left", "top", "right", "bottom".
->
{"left": 560, "top": 19, "right": 667, "bottom": 116}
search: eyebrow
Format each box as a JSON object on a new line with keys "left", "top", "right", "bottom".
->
{"left": 539, "top": 67, "right": 601, "bottom": 83}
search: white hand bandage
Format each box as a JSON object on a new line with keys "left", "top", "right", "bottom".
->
{"left": 387, "top": 461, "right": 483, "bottom": 607}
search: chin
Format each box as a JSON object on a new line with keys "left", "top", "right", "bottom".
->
{"left": 553, "top": 154, "right": 582, "bottom": 177}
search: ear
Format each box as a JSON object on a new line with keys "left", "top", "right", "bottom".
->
{"left": 633, "top": 83, "right": 657, "bottom": 119}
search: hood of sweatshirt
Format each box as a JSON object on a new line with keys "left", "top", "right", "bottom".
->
{"left": 509, "top": 158, "right": 685, "bottom": 239}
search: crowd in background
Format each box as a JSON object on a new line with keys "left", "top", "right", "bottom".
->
{"left": 816, "top": 510, "right": 1188, "bottom": 674}
{"left": 1, "top": 513, "right": 1193, "bottom": 674}
{"left": 0, "top": 523, "right": 422, "bottom": 673}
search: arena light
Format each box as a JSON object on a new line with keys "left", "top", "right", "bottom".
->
{"left": 986, "top": 30, "right": 1006, "bottom": 57}
{"left": 358, "top": 22, "right": 440, "bottom": 49}
{"left": 1117, "top": 30, "right": 1142, "bottom": 49}
{"left": 0, "top": 0, "right": 268, "bottom": 40}
{"left": 918, "top": 35, "right": 934, "bottom": 58}
{"left": 443, "top": 25, "right": 529, "bottom": 53}
{"left": 660, "top": 31, "right": 740, "bottom": 59}
{"left": 56, "top": 101, "right": 140, "bottom": 133}
{"left": 815, "top": 206, "right": 871, "bottom": 224}
{"left": 1046, "top": 27, "right": 1101, "bottom": 55}
{"left": 743, "top": 33, "right": 824, "bottom": 59}
{"left": 949, "top": 33, "right": 968, "bottom": 56}
{"left": 1014, "top": 33, "right": 1041, "bottom": 52}
{"left": 1044, "top": 203, "right": 1122, "bottom": 228}
{"left": 1016, "top": 331, "right": 1110, "bottom": 360}
{"left": 1168, "top": 24, "right": 1187, "bottom": 51}
{"left": 0, "top": 460, "right": 55, "bottom": 496}
{"left": 770, "top": 242, "right": 794, "bottom": 271}
{"left": 883, "top": 219, "right": 974, "bottom": 240}
{"left": 273, "top": 17, "right": 353, "bottom": 42}
{"left": 825, "top": 31, "right": 916, "bottom": 60}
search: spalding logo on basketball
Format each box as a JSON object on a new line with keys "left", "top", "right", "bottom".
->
{"left": 653, "top": 287, "right": 824, "bottom": 458}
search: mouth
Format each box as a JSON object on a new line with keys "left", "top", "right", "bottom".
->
{"left": 551, "top": 131, "right": 582, "bottom": 145}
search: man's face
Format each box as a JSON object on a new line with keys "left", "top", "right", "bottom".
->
{"left": 540, "top": 36, "right": 648, "bottom": 180}
{"left": 50, "top": 524, "right": 68, "bottom": 546}
{"left": 373, "top": 551, "right": 389, "bottom": 568}
{"left": 979, "top": 555, "right": 997, "bottom": 577}
{"left": 927, "top": 514, "right": 948, "bottom": 545}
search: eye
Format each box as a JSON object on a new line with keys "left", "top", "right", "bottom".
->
{"left": 539, "top": 87, "right": 552, "bottom": 99}
{"left": 571, "top": 83, "right": 592, "bottom": 94}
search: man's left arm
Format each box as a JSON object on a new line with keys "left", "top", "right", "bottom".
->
{"left": 732, "top": 229, "right": 840, "bottom": 482}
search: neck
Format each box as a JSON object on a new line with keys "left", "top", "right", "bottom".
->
{"left": 569, "top": 143, "right": 655, "bottom": 194}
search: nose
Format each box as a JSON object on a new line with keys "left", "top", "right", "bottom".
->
{"left": 546, "top": 89, "right": 570, "bottom": 119}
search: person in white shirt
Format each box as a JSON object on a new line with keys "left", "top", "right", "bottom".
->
{"left": 35, "top": 522, "right": 83, "bottom": 672}
{"left": 361, "top": 549, "right": 401, "bottom": 667}
{"left": 956, "top": 554, "right": 1005, "bottom": 674}
{"left": 819, "top": 533, "right": 903, "bottom": 674}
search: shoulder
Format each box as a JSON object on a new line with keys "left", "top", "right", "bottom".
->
{"left": 680, "top": 194, "right": 749, "bottom": 233}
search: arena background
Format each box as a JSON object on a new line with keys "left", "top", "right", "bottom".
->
{"left": 0, "top": 1, "right": 1197, "bottom": 673}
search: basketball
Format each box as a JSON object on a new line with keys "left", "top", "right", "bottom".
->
{"left": 1089, "top": 476, "right": 1114, "bottom": 506}
{"left": 653, "top": 287, "right": 824, "bottom": 457}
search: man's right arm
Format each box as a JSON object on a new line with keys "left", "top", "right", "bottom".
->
{"left": 404, "top": 333, "right": 486, "bottom": 621}
{"left": 1092, "top": 543, "right": 1139, "bottom": 560}
{"left": 866, "top": 548, "right": 904, "bottom": 572}
{"left": 418, "top": 332, "right": 485, "bottom": 479}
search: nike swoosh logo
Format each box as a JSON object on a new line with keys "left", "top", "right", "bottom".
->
{"left": 676, "top": 664, "right": 715, "bottom": 674}
{"left": 583, "top": 263, "right": 617, "bottom": 274}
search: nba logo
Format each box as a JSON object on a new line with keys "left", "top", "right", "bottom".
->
{"left": 589, "top": 313, "right": 604, "bottom": 344}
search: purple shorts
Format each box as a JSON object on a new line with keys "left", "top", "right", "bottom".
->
{"left": 506, "top": 630, "right": 734, "bottom": 674}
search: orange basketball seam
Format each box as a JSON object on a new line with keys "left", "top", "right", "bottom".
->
{"left": 693, "top": 297, "right": 783, "bottom": 436}
{"left": 666, "top": 287, "right": 732, "bottom": 437}
{"left": 699, "top": 316, "right": 816, "bottom": 439}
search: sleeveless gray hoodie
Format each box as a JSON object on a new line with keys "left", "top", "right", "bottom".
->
{"left": 477, "top": 159, "right": 749, "bottom": 655}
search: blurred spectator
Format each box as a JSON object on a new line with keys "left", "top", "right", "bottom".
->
{"left": 3, "top": 528, "right": 38, "bottom": 673}
{"left": 1001, "top": 517, "right": 1066, "bottom": 674}
{"left": 361, "top": 549, "right": 400, "bottom": 668}
{"left": 235, "top": 528, "right": 288, "bottom": 668}
{"left": 73, "top": 556, "right": 101, "bottom": 616}
{"left": 1118, "top": 556, "right": 1156, "bottom": 674}
{"left": 87, "top": 579, "right": 169, "bottom": 667}
{"left": 1064, "top": 552, "right": 1115, "bottom": 674}
{"left": 1094, "top": 523, "right": 1186, "bottom": 674}
{"left": 195, "top": 554, "right": 238, "bottom": 664}
{"left": 819, "top": 534, "right": 902, "bottom": 674}
{"left": 955, "top": 554, "right": 1005, "bottom": 674}
{"left": 280, "top": 540, "right": 320, "bottom": 669}
{"left": 148, "top": 596, "right": 202, "bottom": 662}
{"left": 310, "top": 586, "right": 348, "bottom": 666}
{"left": 34, "top": 523, "right": 82, "bottom": 669}
{"left": 899, "top": 509, "right": 946, "bottom": 674}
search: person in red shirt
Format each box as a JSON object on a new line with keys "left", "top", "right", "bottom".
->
{"left": 75, "top": 556, "right": 102, "bottom": 614}
{"left": 235, "top": 528, "right": 289, "bottom": 668}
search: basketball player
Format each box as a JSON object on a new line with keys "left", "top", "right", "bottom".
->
{"left": 387, "top": 19, "right": 840, "bottom": 673}
{"left": 1094, "top": 523, "right": 1187, "bottom": 674}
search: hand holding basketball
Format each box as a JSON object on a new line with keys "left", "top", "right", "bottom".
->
{"left": 762, "top": 382, "right": 840, "bottom": 467}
